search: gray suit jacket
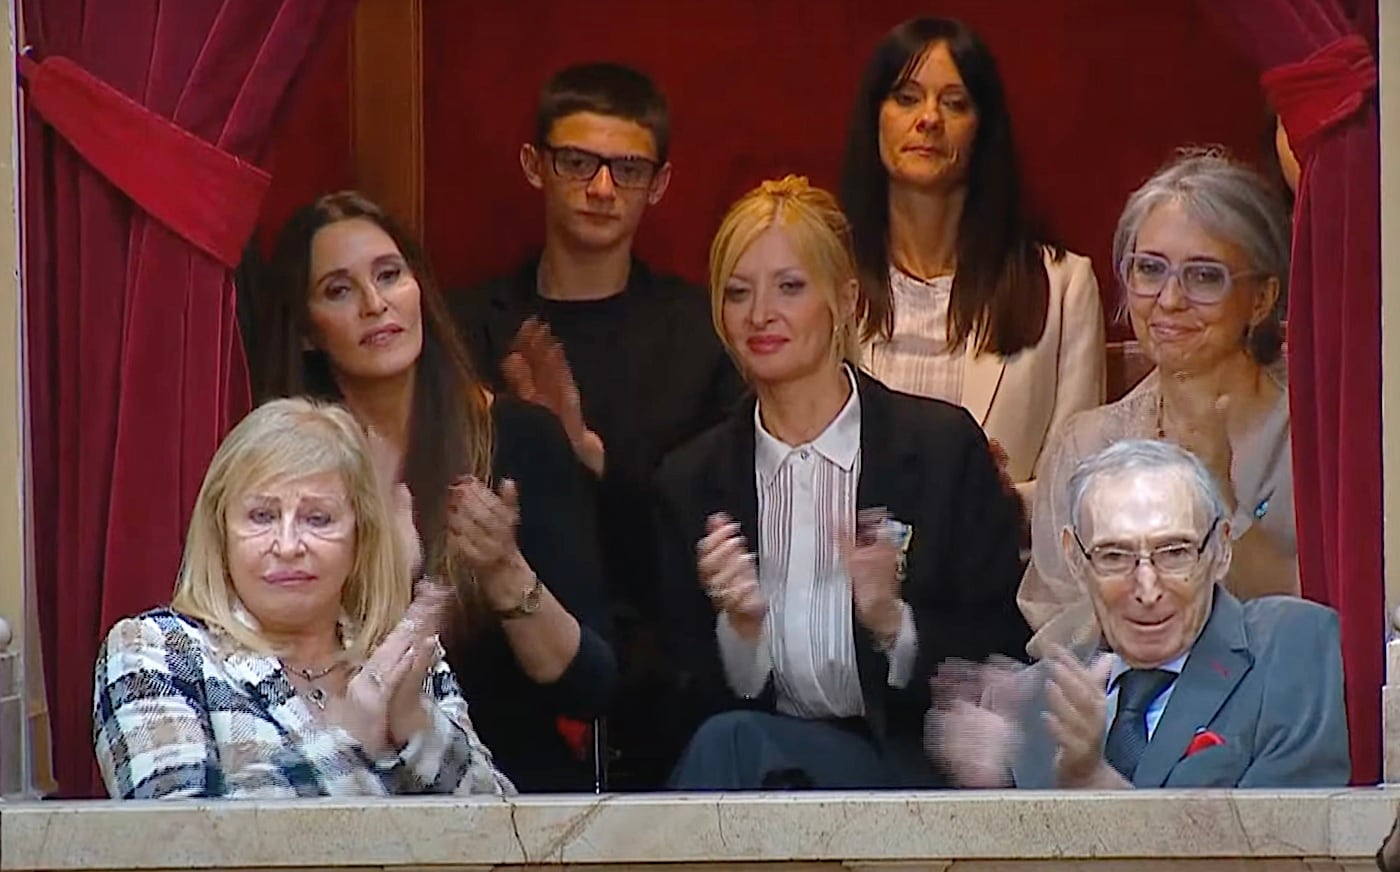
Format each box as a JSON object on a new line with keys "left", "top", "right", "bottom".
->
{"left": 1012, "top": 586, "right": 1350, "bottom": 789}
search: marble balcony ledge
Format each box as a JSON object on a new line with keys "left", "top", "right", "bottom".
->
{"left": 2, "top": 789, "right": 1397, "bottom": 871}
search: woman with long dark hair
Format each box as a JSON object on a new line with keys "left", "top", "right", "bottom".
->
{"left": 841, "top": 17, "right": 1106, "bottom": 511}
{"left": 254, "top": 191, "right": 616, "bottom": 792}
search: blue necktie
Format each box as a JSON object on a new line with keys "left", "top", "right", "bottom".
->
{"left": 1103, "top": 668, "right": 1176, "bottom": 780}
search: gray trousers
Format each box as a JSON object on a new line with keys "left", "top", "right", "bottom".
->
{"left": 667, "top": 709, "right": 898, "bottom": 790}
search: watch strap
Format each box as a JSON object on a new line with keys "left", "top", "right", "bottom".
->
{"left": 494, "top": 573, "right": 542, "bottom": 619}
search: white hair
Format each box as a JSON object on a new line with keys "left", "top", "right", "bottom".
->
{"left": 1066, "top": 439, "right": 1227, "bottom": 539}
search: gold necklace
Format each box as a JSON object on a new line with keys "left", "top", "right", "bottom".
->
{"left": 286, "top": 662, "right": 338, "bottom": 711}
{"left": 290, "top": 663, "right": 336, "bottom": 682}
{"left": 280, "top": 615, "right": 351, "bottom": 711}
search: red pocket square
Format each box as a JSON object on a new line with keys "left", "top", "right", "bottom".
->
{"left": 1185, "top": 729, "right": 1226, "bottom": 757}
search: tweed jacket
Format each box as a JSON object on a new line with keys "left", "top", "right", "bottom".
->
{"left": 94, "top": 609, "right": 515, "bottom": 799}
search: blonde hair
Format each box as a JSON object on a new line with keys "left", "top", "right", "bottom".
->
{"left": 708, "top": 175, "right": 866, "bottom": 368}
{"left": 171, "top": 397, "right": 411, "bottom": 658}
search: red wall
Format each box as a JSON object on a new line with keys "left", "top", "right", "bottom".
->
{"left": 261, "top": 1, "right": 1267, "bottom": 339}
{"left": 256, "top": 19, "right": 354, "bottom": 254}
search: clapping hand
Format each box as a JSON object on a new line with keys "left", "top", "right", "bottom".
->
{"left": 502, "top": 318, "right": 605, "bottom": 476}
{"left": 841, "top": 507, "right": 904, "bottom": 642}
{"left": 925, "top": 656, "right": 1031, "bottom": 787}
{"left": 447, "top": 476, "right": 535, "bottom": 612}
{"left": 1159, "top": 371, "right": 1238, "bottom": 513}
{"left": 325, "top": 580, "right": 452, "bottom": 756}
{"left": 448, "top": 476, "right": 520, "bottom": 572}
{"left": 1042, "top": 645, "right": 1114, "bottom": 788}
{"left": 696, "top": 513, "right": 767, "bottom": 641}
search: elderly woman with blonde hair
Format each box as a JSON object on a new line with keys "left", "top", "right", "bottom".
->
{"left": 93, "top": 398, "right": 513, "bottom": 798}
{"left": 656, "top": 175, "right": 1027, "bottom": 790}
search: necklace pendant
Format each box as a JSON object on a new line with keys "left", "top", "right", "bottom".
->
{"left": 307, "top": 686, "right": 327, "bottom": 711}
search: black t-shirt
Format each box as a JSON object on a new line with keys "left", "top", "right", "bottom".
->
{"left": 453, "top": 259, "right": 746, "bottom": 619}
{"left": 535, "top": 292, "right": 643, "bottom": 477}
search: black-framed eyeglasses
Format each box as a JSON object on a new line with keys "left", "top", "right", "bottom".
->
{"left": 1120, "top": 253, "right": 1264, "bottom": 306}
{"left": 1072, "top": 516, "right": 1220, "bottom": 578}
{"left": 541, "top": 145, "right": 659, "bottom": 190}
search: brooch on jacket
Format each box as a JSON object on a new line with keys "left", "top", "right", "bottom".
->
{"left": 857, "top": 508, "right": 914, "bottom": 583}
{"left": 882, "top": 518, "right": 915, "bottom": 583}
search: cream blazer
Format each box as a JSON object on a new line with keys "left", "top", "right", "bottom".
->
{"left": 952, "top": 249, "right": 1105, "bottom": 506}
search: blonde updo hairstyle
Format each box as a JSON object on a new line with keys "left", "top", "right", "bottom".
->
{"left": 708, "top": 175, "right": 867, "bottom": 370}
{"left": 171, "top": 397, "right": 411, "bottom": 658}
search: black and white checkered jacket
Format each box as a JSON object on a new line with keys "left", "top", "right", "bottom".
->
{"left": 94, "top": 609, "right": 515, "bottom": 799}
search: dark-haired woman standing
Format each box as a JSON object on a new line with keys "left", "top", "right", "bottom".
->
{"left": 841, "top": 17, "right": 1106, "bottom": 512}
{"left": 253, "top": 191, "right": 617, "bottom": 792}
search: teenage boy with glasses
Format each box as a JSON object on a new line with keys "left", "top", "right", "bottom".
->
{"left": 452, "top": 62, "right": 744, "bottom": 790}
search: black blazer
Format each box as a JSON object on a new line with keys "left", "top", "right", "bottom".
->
{"left": 654, "top": 371, "right": 1030, "bottom": 770}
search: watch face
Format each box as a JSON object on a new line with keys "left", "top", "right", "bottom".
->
{"left": 497, "top": 577, "right": 544, "bottom": 619}
{"left": 522, "top": 579, "right": 543, "bottom": 613}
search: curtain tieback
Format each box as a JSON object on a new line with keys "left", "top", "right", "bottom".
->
{"left": 17, "top": 52, "right": 270, "bottom": 268}
{"left": 1261, "top": 34, "right": 1376, "bottom": 163}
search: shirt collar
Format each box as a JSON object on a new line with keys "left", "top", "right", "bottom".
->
{"left": 1108, "top": 649, "right": 1190, "bottom": 691}
{"left": 754, "top": 365, "right": 861, "bottom": 485}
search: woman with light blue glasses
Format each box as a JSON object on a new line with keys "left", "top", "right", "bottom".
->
{"left": 1017, "top": 149, "right": 1297, "bottom": 658}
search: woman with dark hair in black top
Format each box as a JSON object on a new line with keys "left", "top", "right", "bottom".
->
{"left": 254, "top": 191, "right": 616, "bottom": 792}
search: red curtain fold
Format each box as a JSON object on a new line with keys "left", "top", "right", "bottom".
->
{"left": 22, "top": 0, "right": 358, "bottom": 798}
{"left": 18, "top": 54, "right": 271, "bottom": 267}
{"left": 1200, "top": 0, "right": 1382, "bottom": 784}
{"left": 1261, "top": 36, "right": 1377, "bottom": 159}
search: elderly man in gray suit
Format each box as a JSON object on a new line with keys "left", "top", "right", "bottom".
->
{"left": 927, "top": 439, "right": 1350, "bottom": 789}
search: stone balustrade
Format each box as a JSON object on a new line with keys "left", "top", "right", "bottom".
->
{"left": 0, "top": 616, "right": 21, "bottom": 799}
{"left": 1388, "top": 637, "right": 1400, "bottom": 783}
{"left": 1, "top": 789, "right": 1396, "bottom": 871}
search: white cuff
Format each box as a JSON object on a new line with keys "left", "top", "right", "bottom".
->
{"left": 395, "top": 704, "right": 455, "bottom": 785}
{"left": 716, "top": 612, "right": 772, "bottom": 698}
{"left": 882, "top": 600, "right": 918, "bottom": 689}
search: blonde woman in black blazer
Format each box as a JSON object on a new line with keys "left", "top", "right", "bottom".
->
{"left": 655, "top": 177, "right": 1027, "bottom": 790}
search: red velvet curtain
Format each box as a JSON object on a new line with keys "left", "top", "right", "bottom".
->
{"left": 22, "top": 0, "right": 357, "bottom": 797}
{"left": 1200, "top": 0, "right": 1382, "bottom": 783}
